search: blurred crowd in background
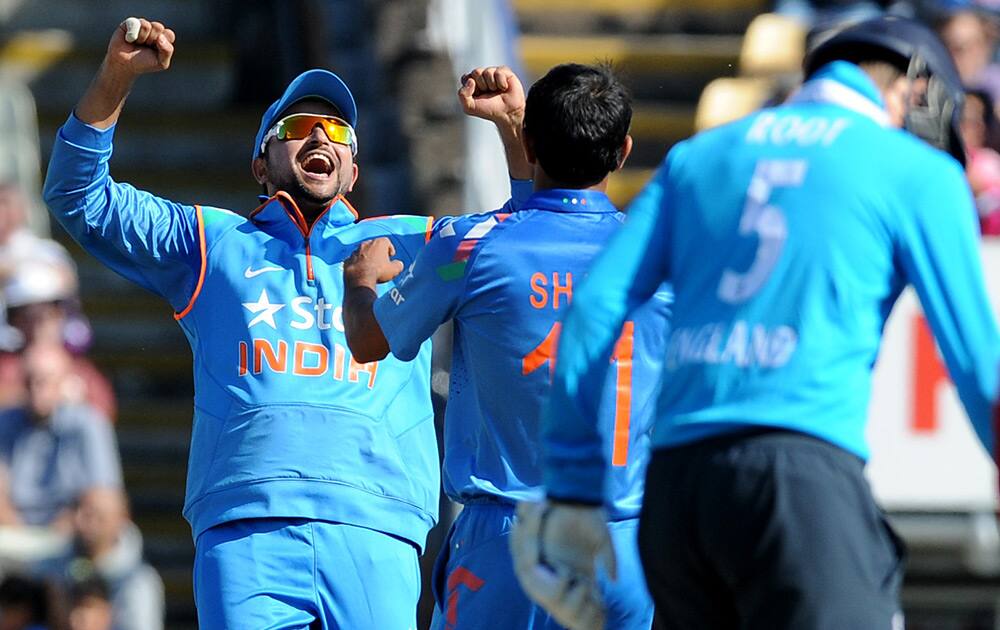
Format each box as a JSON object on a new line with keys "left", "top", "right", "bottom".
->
{"left": 0, "top": 0, "right": 996, "bottom": 628}
{"left": 903, "top": 0, "right": 1000, "bottom": 235}
{"left": 0, "top": 183, "right": 162, "bottom": 630}
{"left": 738, "top": 0, "right": 1000, "bottom": 235}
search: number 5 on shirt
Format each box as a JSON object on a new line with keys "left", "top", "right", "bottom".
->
{"left": 521, "top": 322, "right": 635, "bottom": 466}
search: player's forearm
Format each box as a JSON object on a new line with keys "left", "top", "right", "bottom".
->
{"left": 75, "top": 61, "right": 136, "bottom": 129}
{"left": 342, "top": 285, "right": 391, "bottom": 363}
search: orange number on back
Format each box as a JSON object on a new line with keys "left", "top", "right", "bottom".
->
{"left": 521, "top": 323, "right": 562, "bottom": 377}
{"left": 521, "top": 321, "right": 635, "bottom": 467}
{"left": 611, "top": 322, "right": 634, "bottom": 466}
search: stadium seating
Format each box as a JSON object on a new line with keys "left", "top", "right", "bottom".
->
{"left": 739, "top": 12, "right": 806, "bottom": 76}
{"left": 514, "top": 0, "right": 764, "bottom": 205}
{"left": 693, "top": 76, "right": 777, "bottom": 131}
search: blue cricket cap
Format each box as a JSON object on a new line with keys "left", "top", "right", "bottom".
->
{"left": 252, "top": 69, "right": 358, "bottom": 162}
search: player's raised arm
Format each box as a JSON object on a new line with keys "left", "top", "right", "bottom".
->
{"left": 343, "top": 67, "right": 532, "bottom": 364}
{"left": 76, "top": 17, "right": 175, "bottom": 129}
{"left": 459, "top": 65, "right": 533, "bottom": 184}
{"left": 897, "top": 155, "right": 1000, "bottom": 453}
{"left": 42, "top": 18, "right": 200, "bottom": 312}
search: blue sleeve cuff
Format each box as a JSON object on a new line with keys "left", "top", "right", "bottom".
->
{"left": 543, "top": 459, "right": 606, "bottom": 505}
{"left": 60, "top": 112, "right": 116, "bottom": 151}
{"left": 373, "top": 292, "right": 421, "bottom": 362}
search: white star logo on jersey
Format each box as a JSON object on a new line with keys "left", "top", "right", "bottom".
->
{"left": 242, "top": 289, "right": 285, "bottom": 329}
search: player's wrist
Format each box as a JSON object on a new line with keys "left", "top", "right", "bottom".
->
{"left": 343, "top": 265, "right": 379, "bottom": 291}
{"left": 95, "top": 59, "right": 138, "bottom": 95}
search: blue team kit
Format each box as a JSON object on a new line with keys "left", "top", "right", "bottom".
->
{"left": 374, "top": 189, "right": 672, "bottom": 629}
{"left": 44, "top": 113, "right": 448, "bottom": 626}
{"left": 543, "top": 61, "right": 1000, "bottom": 505}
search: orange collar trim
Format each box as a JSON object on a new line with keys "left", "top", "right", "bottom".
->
{"left": 249, "top": 192, "right": 359, "bottom": 236}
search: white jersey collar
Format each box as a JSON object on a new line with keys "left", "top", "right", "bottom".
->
{"left": 788, "top": 78, "right": 890, "bottom": 127}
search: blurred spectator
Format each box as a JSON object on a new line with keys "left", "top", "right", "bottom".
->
{"left": 0, "top": 185, "right": 73, "bottom": 279}
{"left": 65, "top": 577, "right": 112, "bottom": 630}
{"left": 6, "top": 260, "right": 87, "bottom": 353}
{"left": 938, "top": 9, "right": 1000, "bottom": 106}
{"left": 0, "top": 184, "right": 112, "bottom": 420}
{"left": 1, "top": 260, "right": 115, "bottom": 420}
{"left": 0, "top": 343, "right": 121, "bottom": 531}
{"left": 38, "top": 488, "right": 163, "bottom": 630}
{"left": 960, "top": 88, "right": 1000, "bottom": 233}
{"left": 0, "top": 184, "right": 74, "bottom": 360}
{"left": 0, "top": 576, "right": 48, "bottom": 630}
{"left": 774, "top": 0, "right": 888, "bottom": 29}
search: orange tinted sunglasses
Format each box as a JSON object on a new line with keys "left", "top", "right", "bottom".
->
{"left": 261, "top": 114, "right": 358, "bottom": 155}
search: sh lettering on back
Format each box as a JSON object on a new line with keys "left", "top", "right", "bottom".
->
{"left": 529, "top": 272, "right": 573, "bottom": 310}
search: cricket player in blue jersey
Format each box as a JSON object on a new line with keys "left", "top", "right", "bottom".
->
{"left": 41, "top": 18, "right": 530, "bottom": 629}
{"left": 342, "top": 63, "right": 670, "bottom": 630}
{"left": 512, "top": 16, "right": 1000, "bottom": 630}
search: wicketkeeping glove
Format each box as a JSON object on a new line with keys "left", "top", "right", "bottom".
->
{"left": 510, "top": 500, "right": 616, "bottom": 630}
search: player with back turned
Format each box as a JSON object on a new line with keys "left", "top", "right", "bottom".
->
{"left": 342, "top": 63, "right": 670, "bottom": 630}
{"left": 41, "top": 17, "right": 530, "bottom": 629}
{"left": 513, "top": 16, "right": 1000, "bottom": 630}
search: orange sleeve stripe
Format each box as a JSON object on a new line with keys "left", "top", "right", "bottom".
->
{"left": 174, "top": 205, "right": 207, "bottom": 321}
{"left": 425, "top": 216, "right": 434, "bottom": 243}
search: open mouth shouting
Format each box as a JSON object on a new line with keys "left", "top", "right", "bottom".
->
{"left": 299, "top": 150, "right": 336, "bottom": 181}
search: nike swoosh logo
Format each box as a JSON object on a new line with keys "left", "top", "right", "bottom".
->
{"left": 244, "top": 265, "right": 285, "bottom": 279}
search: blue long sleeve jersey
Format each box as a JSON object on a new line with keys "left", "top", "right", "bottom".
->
{"left": 543, "top": 61, "right": 1000, "bottom": 504}
{"left": 373, "top": 190, "right": 672, "bottom": 520}
{"left": 43, "top": 113, "right": 532, "bottom": 547}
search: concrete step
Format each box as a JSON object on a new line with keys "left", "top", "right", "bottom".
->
{"left": 117, "top": 399, "right": 192, "bottom": 433}
{"left": 124, "top": 461, "right": 188, "bottom": 496}
{"left": 143, "top": 529, "right": 194, "bottom": 562}
{"left": 515, "top": 0, "right": 763, "bottom": 35}
{"left": 38, "top": 109, "right": 260, "bottom": 174}
{"left": 520, "top": 33, "right": 740, "bottom": 102}
{"left": 76, "top": 267, "right": 176, "bottom": 316}
{"left": 608, "top": 168, "right": 655, "bottom": 208}
{"left": 119, "top": 428, "right": 190, "bottom": 458}
{"left": 80, "top": 290, "right": 172, "bottom": 317}
{"left": 90, "top": 347, "right": 191, "bottom": 377}
{"left": 24, "top": 41, "right": 233, "bottom": 112}
{"left": 90, "top": 315, "right": 189, "bottom": 351}
{"left": 3, "top": 0, "right": 218, "bottom": 45}
{"left": 633, "top": 103, "right": 694, "bottom": 142}
{"left": 131, "top": 487, "right": 186, "bottom": 516}
{"left": 628, "top": 103, "right": 694, "bottom": 167}
{"left": 158, "top": 565, "right": 196, "bottom": 625}
{"left": 514, "top": 0, "right": 763, "bottom": 12}
{"left": 521, "top": 33, "right": 741, "bottom": 75}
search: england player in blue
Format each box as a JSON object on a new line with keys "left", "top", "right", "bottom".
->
{"left": 42, "top": 18, "right": 530, "bottom": 629}
{"left": 343, "top": 64, "right": 670, "bottom": 630}
{"left": 512, "top": 17, "right": 1000, "bottom": 630}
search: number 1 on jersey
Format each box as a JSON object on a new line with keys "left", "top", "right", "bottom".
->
{"left": 610, "top": 322, "right": 634, "bottom": 466}
{"left": 521, "top": 321, "right": 635, "bottom": 466}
